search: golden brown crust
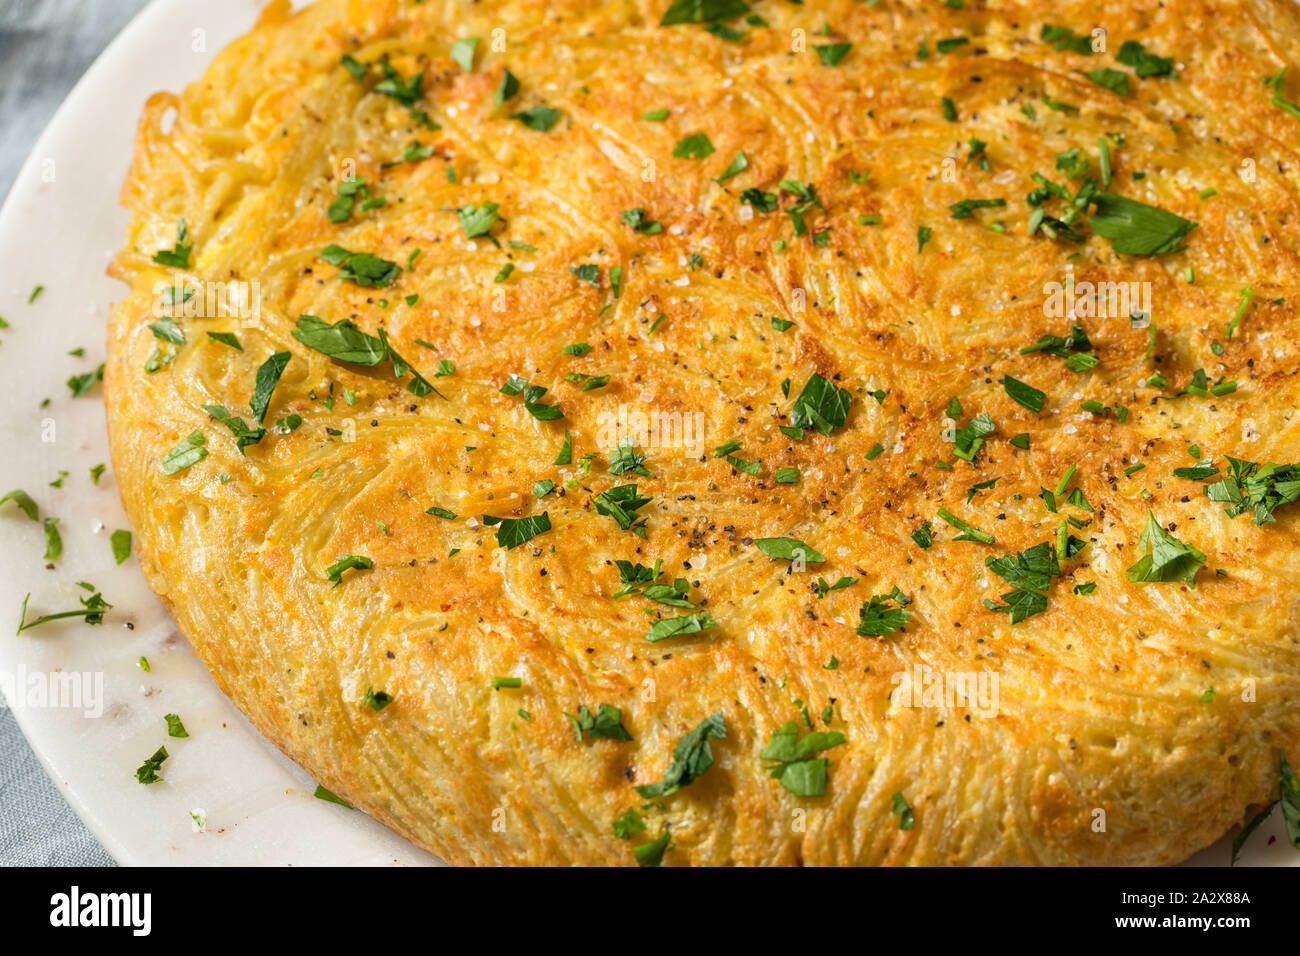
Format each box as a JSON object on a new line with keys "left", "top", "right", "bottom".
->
{"left": 107, "top": 0, "right": 1300, "bottom": 865}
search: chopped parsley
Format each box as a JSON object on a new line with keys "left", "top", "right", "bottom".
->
{"left": 449, "top": 37, "right": 478, "bottom": 72}
{"left": 761, "top": 721, "right": 847, "bottom": 796}
{"left": 953, "top": 411, "right": 995, "bottom": 462}
{"left": 593, "top": 484, "right": 652, "bottom": 537}
{"left": 725, "top": 454, "right": 760, "bottom": 475}
{"left": 891, "top": 792, "right": 915, "bottom": 829}
{"left": 250, "top": 351, "right": 290, "bottom": 424}
{"left": 936, "top": 507, "right": 994, "bottom": 545}
{"left": 326, "top": 554, "right": 372, "bottom": 586}
{"left": 1224, "top": 286, "right": 1254, "bottom": 340}
{"left": 1040, "top": 25, "right": 1094, "bottom": 56}
{"left": 149, "top": 317, "right": 185, "bottom": 346}
{"left": 856, "top": 588, "right": 911, "bottom": 635}
{"left": 672, "top": 132, "right": 715, "bottom": 159}
{"left": 1266, "top": 69, "right": 1300, "bottom": 120}
{"left": 633, "top": 711, "right": 727, "bottom": 797}
{"left": 361, "top": 687, "right": 393, "bottom": 711}
{"left": 949, "top": 197, "right": 1006, "bottom": 219}
{"left": 500, "top": 378, "right": 563, "bottom": 420}
{"left": 609, "top": 440, "right": 651, "bottom": 476}
{"left": 457, "top": 202, "right": 501, "bottom": 243}
{"left": 207, "top": 331, "right": 242, "bottom": 350}
{"left": 328, "top": 178, "right": 379, "bottom": 223}
{"left": 202, "top": 405, "right": 265, "bottom": 454}
{"left": 16, "top": 584, "right": 111, "bottom": 634}
{"left": 1089, "top": 191, "right": 1196, "bottom": 256}
{"left": 613, "top": 808, "right": 646, "bottom": 839}
{"left": 741, "top": 188, "right": 778, "bottom": 212}
{"left": 715, "top": 151, "right": 749, "bottom": 182}
{"left": 152, "top": 220, "right": 192, "bottom": 269}
{"left": 292, "top": 316, "right": 440, "bottom": 398}
{"left": 755, "top": 537, "right": 826, "bottom": 563}
{"left": 1126, "top": 511, "right": 1205, "bottom": 587}
{"left": 314, "top": 785, "right": 354, "bottom": 809}
{"left": 511, "top": 105, "right": 563, "bottom": 131}
{"left": 814, "top": 43, "right": 851, "bottom": 66}
{"left": 495, "top": 68, "right": 520, "bottom": 105}
{"left": 982, "top": 541, "right": 1069, "bottom": 623}
{"left": 319, "top": 244, "right": 400, "bottom": 287}
{"left": 135, "top": 746, "right": 168, "bottom": 785}
{"left": 1003, "top": 374, "right": 1046, "bottom": 413}
{"left": 659, "top": 0, "right": 749, "bottom": 26}
{"left": 161, "top": 431, "right": 208, "bottom": 474}
{"left": 341, "top": 58, "right": 437, "bottom": 128}
{"left": 67, "top": 364, "right": 104, "bottom": 397}
{"left": 788, "top": 373, "right": 852, "bottom": 436}
{"left": 645, "top": 611, "right": 718, "bottom": 643}
{"left": 1020, "top": 322, "right": 1094, "bottom": 370}
{"left": 1115, "top": 39, "right": 1176, "bottom": 78}
{"left": 1173, "top": 459, "right": 1220, "bottom": 481}
{"left": 1202, "top": 457, "right": 1300, "bottom": 525}
{"left": 110, "top": 529, "right": 132, "bottom": 565}
{"left": 571, "top": 264, "right": 600, "bottom": 286}
{"left": 0, "top": 489, "right": 38, "bottom": 521}
{"left": 815, "top": 576, "right": 855, "bottom": 599}
{"left": 42, "top": 518, "right": 61, "bottom": 562}
{"left": 1087, "top": 67, "right": 1130, "bottom": 96}
{"left": 621, "top": 207, "right": 663, "bottom": 234}
{"left": 483, "top": 512, "right": 552, "bottom": 549}
{"left": 554, "top": 429, "right": 573, "bottom": 466}
{"left": 634, "top": 830, "right": 671, "bottom": 867}
{"left": 565, "top": 703, "right": 633, "bottom": 742}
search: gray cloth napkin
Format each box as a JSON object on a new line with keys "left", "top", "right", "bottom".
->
{"left": 1, "top": 0, "right": 154, "bottom": 867}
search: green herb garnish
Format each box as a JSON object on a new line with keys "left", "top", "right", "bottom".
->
{"left": 761, "top": 721, "right": 847, "bottom": 796}
{"left": 633, "top": 711, "right": 727, "bottom": 797}
{"left": 856, "top": 588, "right": 911, "bottom": 635}
{"left": 326, "top": 554, "right": 373, "bottom": 586}
{"left": 1126, "top": 511, "right": 1205, "bottom": 587}
{"left": 565, "top": 703, "right": 633, "bottom": 742}
{"left": 482, "top": 512, "right": 552, "bottom": 549}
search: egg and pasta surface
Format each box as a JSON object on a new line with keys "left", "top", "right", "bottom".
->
{"left": 105, "top": 0, "right": 1300, "bottom": 864}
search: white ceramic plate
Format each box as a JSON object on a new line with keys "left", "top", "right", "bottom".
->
{"left": 0, "top": 0, "right": 1288, "bottom": 867}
